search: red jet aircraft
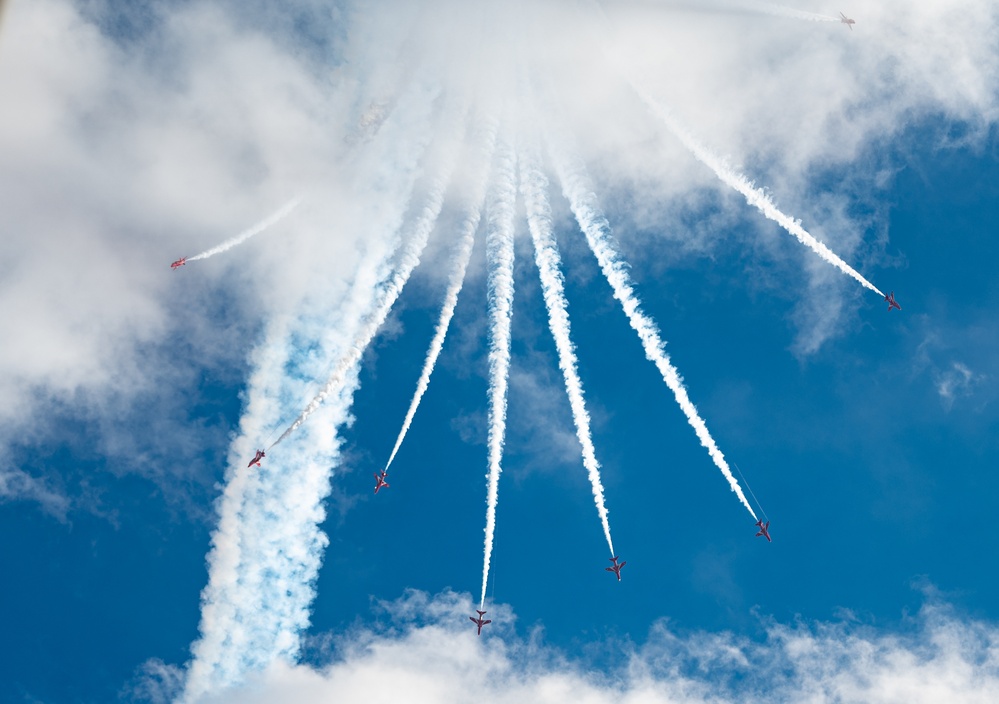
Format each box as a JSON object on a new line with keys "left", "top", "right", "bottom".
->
{"left": 373, "top": 470, "right": 390, "bottom": 494}
{"left": 885, "top": 291, "right": 901, "bottom": 312}
{"left": 839, "top": 12, "right": 855, "bottom": 29}
{"left": 247, "top": 450, "right": 265, "bottom": 468}
{"left": 755, "top": 520, "right": 772, "bottom": 542}
{"left": 605, "top": 556, "right": 626, "bottom": 581}
{"left": 470, "top": 610, "right": 492, "bottom": 635}
{"left": 170, "top": 257, "right": 187, "bottom": 270}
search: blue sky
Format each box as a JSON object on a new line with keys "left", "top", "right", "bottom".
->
{"left": 2, "top": 1, "right": 999, "bottom": 702}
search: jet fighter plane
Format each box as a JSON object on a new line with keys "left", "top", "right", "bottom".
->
{"left": 170, "top": 257, "right": 187, "bottom": 270}
{"left": 247, "top": 450, "right": 265, "bottom": 468}
{"left": 885, "top": 291, "right": 901, "bottom": 312}
{"left": 470, "top": 610, "right": 491, "bottom": 635}
{"left": 373, "top": 470, "right": 390, "bottom": 494}
{"left": 839, "top": 12, "right": 855, "bottom": 29}
{"left": 605, "top": 556, "right": 626, "bottom": 581}
{"left": 755, "top": 519, "right": 772, "bottom": 542}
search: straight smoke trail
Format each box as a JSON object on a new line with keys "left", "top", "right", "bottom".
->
{"left": 548, "top": 138, "right": 758, "bottom": 520}
{"left": 480, "top": 138, "right": 517, "bottom": 610}
{"left": 742, "top": 2, "right": 839, "bottom": 22}
{"left": 383, "top": 121, "right": 499, "bottom": 473}
{"left": 633, "top": 86, "right": 883, "bottom": 297}
{"left": 520, "top": 147, "right": 615, "bottom": 556}
{"left": 268, "top": 121, "right": 466, "bottom": 450}
{"left": 187, "top": 197, "right": 303, "bottom": 262}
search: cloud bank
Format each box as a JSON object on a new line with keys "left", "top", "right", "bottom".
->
{"left": 185, "top": 590, "right": 999, "bottom": 704}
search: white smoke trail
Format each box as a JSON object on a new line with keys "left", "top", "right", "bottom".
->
{"left": 186, "top": 198, "right": 303, "bottom": 263}
{"left": 268, "top": 111, "right": 467, "bottom": 451}
{"left": 548, "top": 138, "right": 758, "bottom": 521}
{"left": 383, "top": 121, "right": 499, "bottom": 473}
{"left": 631, "top": 84, "right": 884, "bottom": 297}
{"left": 480, "top": 138, "right": 517, "bottom": 611}
{"left": 520, "top": 147, "right": 616, "bottom": 556}
{"left": 183, "top": 83, "right": 450, "bottom": 701}
{"left": 740, "top": 2, "right": 839, "bottom": 22}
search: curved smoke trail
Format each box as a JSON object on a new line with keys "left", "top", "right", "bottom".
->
{"left": 548, "top": 137, "right": 758, "bottom": 521}
{"left": 520, "top": 146, "right": 616, "bottom": 556}
{"left": 480, "top": 137, "right": 517, "bottom": 610}
{"left": 187, "top": 198, "right": 303, "bottom": 263}
{"left": 383, "top": 120, "right": 498, "bottom": 473}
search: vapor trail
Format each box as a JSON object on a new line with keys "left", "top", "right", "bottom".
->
{"left": 383, "top": 122, "right": 498, "bottom": 474}
{"left": 520, "top": 147, "right": 615, "bottom": 556}
{"left": 632, "top": 86, "right": 883, "bottom": 297}
{"left": 480, "top": 138, "right": 517, "bottom": 610}
{"left": 549, "top": 139, "right": 757, "bottom": 520}
{"left": 268, "top": 119, "right": 466, "bottom": 450}
{"left": 187, "top": 197, "right": 303, "bottom": 262}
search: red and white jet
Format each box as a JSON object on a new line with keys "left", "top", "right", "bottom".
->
{"left": 470, "top": 610, "right": 492, "bottom": 635}
{"left": 755, "top": 520, "right": 772, "bottom": 542}
{"left": 247, "top": 449, "right": 265, "bottom": 468}
{"left": 605, "top": 556, "right": 627, "bottom": 581}
{"left": 170, "top": 257, "right": 187, "bottom": 270}
{"left": 839, "top": 12, "right": 855, "bottom": 29}
{"left": 373, "top": 470, "right": 390, "bottom": 494}
{"left": 885, "top": 291, "right": 902, "bottom": 312}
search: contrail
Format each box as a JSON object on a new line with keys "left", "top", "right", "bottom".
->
{"left": 480, "top": 138, "right": 517, "bottom": 611}
{"left": 382, "top": 120, "right": 498, "bottom": 474}
{"left": 548, "top": 138, "right": 758, "bottom": 520}
{"left": 520, "top": 146, "right": 616, "bottom": 556}
{"left": 631, "top": 84, "right": 884, "bottom": 297}
{"left": 187, "top": 197, "right": 303, "bottom": 262}
{"left": 268, "top": 117, "right": 466, "bottom": 451}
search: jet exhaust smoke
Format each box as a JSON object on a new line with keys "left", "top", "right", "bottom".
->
{"left": 480, "top": 137, "right": 518, "bottom": 611}
{"left": 186, "top": 197, "right": 303, "bottom": 263}
{"left": 549, "top": 136, "right": 758, "bottom": 521}
{"left": 520, "top": 146, "right": 616, "bottom": 556}
{"left": 383, "top": 118, "right": 499, "bottom": 474}
{"left": 268, "top": 104, "right": 467, "bottom": 450}
{"left": 631, "top": 85, "right": 884, "bottom": 298}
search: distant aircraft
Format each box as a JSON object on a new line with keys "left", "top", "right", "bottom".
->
{"left": 885, "top": 291, "right": 901, "bottom": 312}
{"left": 605, "top": 555, "right": 626, "bottom": 581}
{"left": 373, "top": 470, "right": 390, "bottom": 494}
{"left": 755, "top": 519, "right": 772, "bottom": 542}
{"left": 170, "top": 257, "right": 187, "bottom": 270}
{"left": 469, "top": 610, "right": 492, "bottom": 635}
{"left": 839, "top": 12, "right": 855, "bottom": 29}
{"left": 247, "top": 450, "right": 265, "bottom": 468}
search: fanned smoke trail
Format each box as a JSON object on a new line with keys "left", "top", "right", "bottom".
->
{"left": 383, "top": 120, "right": 499, "bottom": 473}
{"left": 548, "top": 138, "right": 758, "bottom": 520}
{"left": 184, "top": 82, "right": 445, "bottom": 702}
{"left": 269, "top": 110, "right": 467, "bottom": 450}
{"left": 631, "top": 85, "right": 884, "bottom": 297}
{"left": 520, "top": 147, "right": 615, "bottom": 556}
{"left": 480, "top": 138, "right": 517, "bottom": 610}
{"left": 187, "top": 198, "right": 303, "bottom": 263}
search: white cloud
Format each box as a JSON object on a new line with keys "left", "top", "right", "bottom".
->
{"left": 187, "top": 590, "right": 999, "bottom": 704}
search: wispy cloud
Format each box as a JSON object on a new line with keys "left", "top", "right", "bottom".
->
{"left": 935, "top": 361, "right": 984, "bottom": 410}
